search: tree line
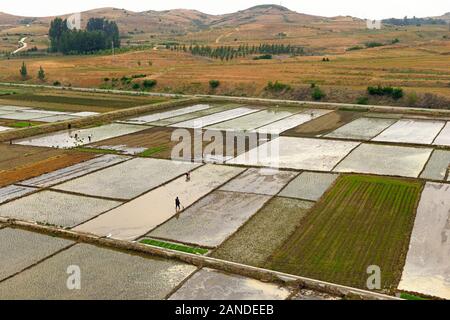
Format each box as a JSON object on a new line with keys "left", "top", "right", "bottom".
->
{"left": 382, "top": 16, "right": 447, "bottom": 26}
{"left": 49, "top": 17, "right": 120, "bottom": 54}
{"left": 166, "top": 44, "right": 305, "bottom": 61}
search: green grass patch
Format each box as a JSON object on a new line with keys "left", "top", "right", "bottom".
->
{"left": 0, "top": 90, "right": 16, "bottom": 96}
{"left": 9, "top": 121, "right": 40, "bottom": 128}
{"left": 338, "top": 106, "right": 369, "bottom": 113}
{"left": 138, "top": 146, "right": 169, "bottom": 157}
{"left": 265, "top": 174, "right": 423, "bottom": 291}
{"left": 75, "top": 147, "right": 121, "bottom": 155}
{"left": 140, "top": 238, "right": 208, "bottom": 255}
{"left": 400, "top": 293, "right": 428, "bottom": 300}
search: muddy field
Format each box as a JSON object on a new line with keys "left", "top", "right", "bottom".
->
{"left": 212, "top": 197, "right": 314, "bottom": 267}
{"left": 0, "top": 87, "right": 167, "bottom": 113}
{"left": 20, "top": 155, "right": 128, "bottom": 188}
{"left": 282, "top": 111, "right": 364, "bottom": 137}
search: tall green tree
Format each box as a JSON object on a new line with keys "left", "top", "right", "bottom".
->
{"left": 48, "top": 17, "right": 120, "bottom": 54}
{"left": 19, "top": 62, "right": 28, "bottom": 80}
{"left": 37, "top": 66, "right": 46, "bottom": 81}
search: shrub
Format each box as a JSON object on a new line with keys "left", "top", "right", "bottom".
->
{"left": 367, "top": 85, "right": 403, "bottom": 100}
{"left": 132, "top": 83, "right": 141, "bottom": 90}
{"left": 131, "top": 74, "right": 147, "bottom": 79}
{"left": 121, "top": 76, "right": 131, "bottom": 84}
{"left": 253, "top": 54, "right": 272, "bottom": 60}
{"left": 53, "top": 80, "right": 61, "bottom": 86}
{"left": 311, "top": 87, "right": 326, "bottom": 100}
{"left": 356, "top": 96, "right": 369, "bottom": 105}
{"left": 142, "top": 79, "right": 157, "bottom": 89}
{"left": 209, "top": 80, "right": 220, "bottom": 89}
{"left": 347, "top": 46, "right": 364, "bottom": 51}
{"left": 392, "top": 88, "right": 404, "bottom": 100}
{"left": 37, "top": 66, "right": 45, "bottom": 81}
{"left": 365, "top": 42, "right": 384, "bottom": 48}
{"left": 266, "top": 81, "right": 291, "bottom": 92}
{"left": 407, "top": 91, "right": 418, "bottom": 106}
{"left": 19, "top": 62, "right": 28, "bottom": 80}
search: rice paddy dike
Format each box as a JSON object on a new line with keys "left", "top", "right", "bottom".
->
{"left": 0, "top": 95, "right": 450, "bottom": 300}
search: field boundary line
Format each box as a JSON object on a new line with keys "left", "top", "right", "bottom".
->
{"left": 0, "top": 242, "right": 77, "bottom": 284}
{"left": 2, "top": 82, "right": 450, "bottom": 116}
{"left": 0, "top": 217, "right": 401, "bottom": 300}
{"left": 0, "top": 97, "right": 200, "bottom": 143}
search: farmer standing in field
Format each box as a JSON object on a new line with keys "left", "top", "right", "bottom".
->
{"left": 175, "top": 197, "right": 181, "bottom": 212}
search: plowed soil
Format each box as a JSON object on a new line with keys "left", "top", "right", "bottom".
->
{"left": 283, "top": 111, "right": 364, "bottom": 137}
{"left": 0, "top": 144, "right": 94, "bottom": 187}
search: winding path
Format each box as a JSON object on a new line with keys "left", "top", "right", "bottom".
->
{"left": 12, "top": 37, "right": 28, "bottom": 55}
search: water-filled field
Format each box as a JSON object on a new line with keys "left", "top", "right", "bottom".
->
{"left": 220, "top": 168, "right": 297, "bottom": 196}
{"left": 15, "top": 123, "right": 148, "bottom": 148}
{"left": 168, "top": 268, "right": 291, "bottom": 300}
{"left": 74, "top": 164, "right": 244, "bottom": 240}
{"left": 171, "top": 107, "right": 260, "bottom": 128}
{"left": 0, "top": 190, "right": 122, "bottom": 228}
{"left": 0, "top": 228, "right": 73, "bottom": 281}
{"left": 0, "top": 243, "right": 196, "bottom": 299}
{"left": 229, "top": 137, "right": 359, "bottom": 171}
{"left": 372, "top": 119, "right": 445, "bottom": 145}
{"left": 54, "top": 158, "right": 200, "bottom": 200}
{"left": 279, "top": 172, "right": 339, "bottom": 201}
{"left": 325, "top": 117, "right": 396, "bottom": 141}
{"left": 334, "top": 144, "right": 432, "bottom": 178}
{"left": 399, "top": 182, "right": 450, "bottom": 299}
{"left": 148, "top": 190, "right": 271, "bottom": 247}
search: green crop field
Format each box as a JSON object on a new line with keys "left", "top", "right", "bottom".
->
{"left": 140, "top": 238, "right": 208, "bottom": 255}
{"left": 265, "top": 174, "right": 423, "bottom": 291}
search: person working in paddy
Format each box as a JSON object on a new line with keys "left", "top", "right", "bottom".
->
{"left": 175, "top": 197, "right": 181, "bottom": 212}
